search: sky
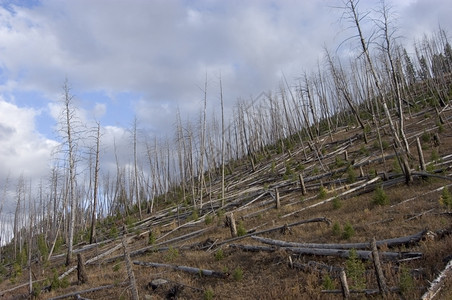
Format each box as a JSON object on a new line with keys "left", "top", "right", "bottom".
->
{"left": 0, "top": 0, "right": 451, "bottom": 217}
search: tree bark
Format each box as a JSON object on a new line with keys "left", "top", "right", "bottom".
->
{"left": 421, "top": 258, "right": 452, "bottom": 300}
{"left": 230, "top": 244, "right": 422, "bottom": 261}
{"left": 77, "top": 253, "right": 88, "bottom": 285}
{"left": 371, "top": 238, "right": 388, "bottom": 296}
{"left": 252, "top": 229, "right": 427, "bottom": 249}
{"left": 340, "top": 269, "right": 350, "bottom": 299}
{"left": 133, "top": 261, "right": 228, "bottom": 278}
{"left": 122, "top": 231, "right": 139, "bottom": 300}
{"left": 90, "top": 122, "right": 101, "bottom": 244}
{"left": 226, "top": 213, "right": 237, "bottom": 238}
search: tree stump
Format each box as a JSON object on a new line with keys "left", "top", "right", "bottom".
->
{"left": 226, "top": 213, "right": 237, "bottom": 238}
{"left": 77, "top": 254, "right": 88, "bottom": 285}
{"left": 299, "top": 174, "right": 307, "bottom": 195}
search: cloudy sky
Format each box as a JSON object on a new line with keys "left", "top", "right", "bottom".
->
{"left": 0, "top": 0, "right": 451, "bottom": 215}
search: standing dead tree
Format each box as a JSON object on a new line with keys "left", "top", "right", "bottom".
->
{"left": 342, "top": 0, "right": 412, "bottom": 183}
{"left": 57, "top": 79, "right": 83, "bottom": 266}
{"left": 89, "top": 122, "right": 101, "bottom": 244}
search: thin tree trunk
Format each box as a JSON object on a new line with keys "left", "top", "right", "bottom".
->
{"left": 90, "top": 122, "right": 101, "bottom": 244}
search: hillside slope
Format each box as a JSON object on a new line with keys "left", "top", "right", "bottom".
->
{"left": 1, "top": 103, "right": 452, "bottom": 299}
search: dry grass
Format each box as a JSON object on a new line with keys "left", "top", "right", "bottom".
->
{"left": 1, "top": 106, "right": 452, "bottom": 299}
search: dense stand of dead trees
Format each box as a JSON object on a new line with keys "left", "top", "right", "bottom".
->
{"left": 1, "top": 3, "right": 452, "bottom": 295}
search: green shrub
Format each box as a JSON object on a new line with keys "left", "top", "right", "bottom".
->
{"left": 332, "top": 222, "right": 341, "bottom": 236}
{"left": 50, "top": 269, "right": 69, "bottom": 290}
{"left": 318, "top": 186, "right": 328, "bottom": 200}
{"left": 37, "top": 234, "right": 49, "bottom": 261}
{"left": 393, "top": 159, "right": 402, "bottom": 174}
{"left": 205, "top": 214, "right": 213, "bottom": 225}
{"left": 335, "top": 156, "right": 345, "bottom": 168}
{"left": 214, "top": 249, "right": 224, "bottom": 261}
{"left": 312, "top": 166, "right": 319, "bottom": 175}
{"left": 190, "top": 209, "right": 199, "bottom": 221}
{"left": 437, "top": 121, "right": 444, "bottom": 133}
{"left": 284, "top": 162, "right": 293, "bottom": 176}
{"left": 332, "top": 197, "right": 342, "bottom": 210}
{"left": 421, "top": 131, "right": 431, "bottom": 143}
{"left": 216, "top": 209, "right": 225, "bottom": 218}
{"left": 237, "top": 221, "right": 247, "bottom": 237}
{"left": 346, "top": 166, "right": 356, "bottom": 184}
{"left": 109, "top": 226, "right": 118, "bottom": 238}
{"left": 373, "top": 186, "right": 389, "bottom": 206}
{"left": 165, "top": 247, "right": 179, "bottom": 262}
{"left": 204, "top": 288, "right": 214, "bottom": 300}
{"left": 346, "top": 249, "right": 366, "bottom": 290}
{"left": 233, "top": 267, "right": 243, "bottom": 281}
{"left": 439, "top": 186, "right": 452, "bottom": 208}
{"left": 399, "top": 265, "right": 414, "bottom": 296}
{"left": 125, "top": 215, "right": 136, "bottom": 227}
{"left": 359, "top": 145, "right": 369, "bottom": 156}
{"left": 148, "top": 231, "right": 156, "bottom": 245}
{"left": 342, "top": 222, "right": 355, "bottom": 240}
{"left": 431, "top": 149, "right": 440, "bottom": 162}
{"left": 271, "top": 161, "right": 276, "bottom": 173}
{"left": 322, "top": 273, "right": 335, "bottom": 290}
{"left": 113, "top": 263, "right": 121, "bottom": 272}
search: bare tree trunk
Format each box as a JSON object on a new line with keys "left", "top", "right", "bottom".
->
{"left": 77, "top": 253, "right": 88, "bottom": 285}
{"left": 378, "top": 2, "right": 410, "bottom": 155}
{"left": 345, "top": 0, "right": 411, "bottom": 183}
{"left": 63, "top": 80, "right": 77, "bottom": 266}
{"left": 198, "top": 76, "right": 208, "bottom": 210}
{"left": 220, "top": 76, "right": 226, "bottom": 207}
{"left": 132, "top": 118, "right": 143, "bottom": 220}
{"left": 89, "top": 122, "right": 101, "bottom": 244}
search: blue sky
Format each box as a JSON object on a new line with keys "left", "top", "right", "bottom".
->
{"left": 0, "top": 0, "right": 451, "bottom": 217}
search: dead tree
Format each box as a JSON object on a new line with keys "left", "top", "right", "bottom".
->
{"left": 343, "top": 0, "right": 412, "bottom": 183}
{"left": 58, "top": 79, "right": 81, "bottom": 266}
{"left": 77, "top": 253, "right": 88, "bottom": 284}
{"left": 89, "top": 122, "right": 101, "bottom": 244}
{"left": 376, "top": 1, "right": 410, "bottom": 156}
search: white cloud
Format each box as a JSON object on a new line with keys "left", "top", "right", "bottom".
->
{"left": 0, "top": 98, "right": 58, "bottom": 180}
{"left": 93, "top": 102, "right": 107, "bottom": 120}
{"left": 0, "top": 0, "right": 450, "bottom": 185}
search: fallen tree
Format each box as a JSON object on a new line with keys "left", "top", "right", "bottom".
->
{"left": 205, "top": 217, "right": 331, "bottom": 249}
{"left": 251, "top": 229, "right": 428, "bottom": 249}
{"left": 133, "top": 261, "right": 228, "bottom": 278}
{"left": 421, "top": 258, "right": 452, "bottom": 300}
{"left": 229, "top": 244, "right": 423, "bottom": 261}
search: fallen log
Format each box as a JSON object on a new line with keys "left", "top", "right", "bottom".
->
{"left": 133, "top": 261, "right": 228, "bottom": 278}
{"left": 122, "top": 231, "right": 139, "bottom": 300}
{"left": 206, "top": 217, "right": 331, "bottom": 249}
{"left": 287, "top": 247, "right": 422, "bottom": 261}
{"left": 421, "top": 258, "right": 452, "bottom": 300}
{"left": 412, "top": 171, "right": 452, "bottom": 181}
{"left": 251, "top": 229, "right": 428, "bottom": 249}
{"left": 229, "top": 244, "right": 422, "bottom": 261}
